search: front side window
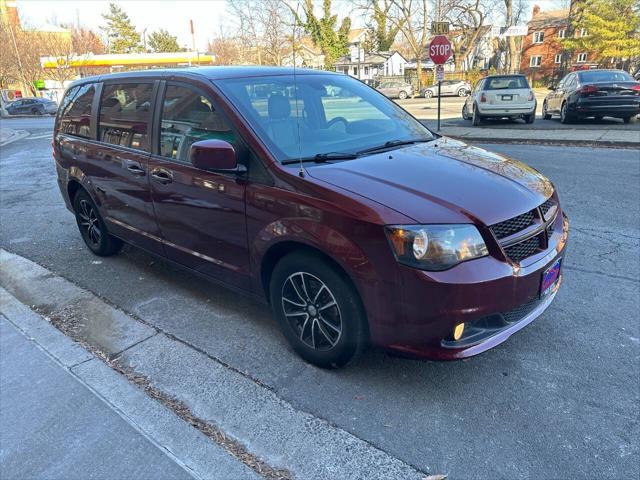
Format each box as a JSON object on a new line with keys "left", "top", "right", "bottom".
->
{"left": 59, "top": 83, "right": 95, "bottom": 138}
{"left": 217, "top": 74, "right": 433, "bottom": 163}
{"left": 159, "top": 84, "right": 236, "bottom": 164}
{"left": 98, "top": 83, "right": 153, "bottom": 151}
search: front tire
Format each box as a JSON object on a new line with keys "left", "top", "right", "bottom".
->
{"left": 398, "top": 90, "right": 408, "bottom": 100}
{"left": 73, "top": 190, "right": 123, "bottom": 256}
{"left": 542, "top": 101, "right": 552, "bottom": 120}
{"left": 424, "top": 90, "right": 433, "bottom": 98}
{"left": 270, "top": 252, "right": 367, "bottom": 368}
{"left": 462, "top": 104, "right": 470, "bottom": 120}
{"left": 457, "top": 88, "right": 467, "bottom": 97}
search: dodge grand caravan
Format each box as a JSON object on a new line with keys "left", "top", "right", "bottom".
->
{"left": 54, "top": 67, "right": 568, "bottom": 368}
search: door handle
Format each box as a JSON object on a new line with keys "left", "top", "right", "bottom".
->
{"left": 126, "top": 164, "right": 146, "bottom": 176}
{"left": 150, "top": 168, "right": 173, "bottom": 184}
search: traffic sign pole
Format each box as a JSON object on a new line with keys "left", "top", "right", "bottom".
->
{"left": 437, "top": 81, "right": 441, "bottom": 131}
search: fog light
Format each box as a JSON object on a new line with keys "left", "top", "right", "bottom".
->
{"left": 453, "top": 323, "right": 465, "bottom": 340}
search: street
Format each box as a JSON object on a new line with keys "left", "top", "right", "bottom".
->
{"left": 1, "top": 116, "right": 639, "bottom": 479}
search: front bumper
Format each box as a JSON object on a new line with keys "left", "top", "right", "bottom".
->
{"left": 375, "top": 212, "right": 569, "bottom": 360}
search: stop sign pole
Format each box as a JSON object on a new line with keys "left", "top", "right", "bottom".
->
{"left": 429, "top": 35, "right": 452, "bottom": 131}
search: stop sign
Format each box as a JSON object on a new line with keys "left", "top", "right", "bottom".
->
{"left": 429, "top": 35, "right": 452, "bottom": 65}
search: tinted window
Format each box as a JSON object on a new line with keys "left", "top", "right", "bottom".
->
{"left": 58, "top": 84, "right": 95, "bottom": 138}
{"left": 484, "top": 76, "right": 529, "bottom": 90}
{"left": 159, "top": 84, "right": 236, "bottom": 163}
{"left": 217, "top": 74, "right": 433, "bottom": 162}
{"left": 99, "top": 83, "right": 153, "bottom": 151}
{"left": 578, "top": 70, "right": 633, "bottom": 83}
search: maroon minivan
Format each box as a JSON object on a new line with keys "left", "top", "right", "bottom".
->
{"left": 53, "top": 67, "right": 568, "bottom": 368}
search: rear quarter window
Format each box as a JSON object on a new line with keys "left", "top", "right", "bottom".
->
{"left": 58, "top": 84, "right": 95, "bottom": 138}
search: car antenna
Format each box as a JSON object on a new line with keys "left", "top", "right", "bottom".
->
{"left": 292, "top": 1, "right": 305, "bottom": 178}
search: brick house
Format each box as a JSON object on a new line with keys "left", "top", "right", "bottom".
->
{"left": 520, "top": 4, "right": 597, "bottom": 85}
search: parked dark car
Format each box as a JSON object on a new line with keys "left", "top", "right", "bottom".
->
{"left": 542, "top": 69, "right": 640, "bottom": 123}
{"left": 7, "top": 97, "right": 58, "bottom": 115}
{"left": 53, "top": 67, "right": 568, "bottom": 368}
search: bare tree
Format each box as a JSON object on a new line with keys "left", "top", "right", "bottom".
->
{"left": 441, "top": 0, "right": 489, "bottom": 71}
{"left": 207, "top": 32, "right": 242, "bottom": 65}
{"left": 386, "top": 0, "right": 430, "bottom": 88}
{"left": 0, "top": 23, "right": 20, "bottom": 89}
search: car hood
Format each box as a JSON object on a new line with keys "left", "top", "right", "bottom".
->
{"left": 306, "top": 137, "right": 554, "bottom": 226}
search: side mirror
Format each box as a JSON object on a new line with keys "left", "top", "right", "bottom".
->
{"left": 189, "top": 139, "right": 243, "bottom": 172}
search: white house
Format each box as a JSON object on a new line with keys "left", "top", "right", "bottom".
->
{"left": 334, "top": 51, "right": 408, "bottom": 81}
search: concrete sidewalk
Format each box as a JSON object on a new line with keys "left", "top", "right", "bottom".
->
{"left": 0, "top": 317, "right": 194, "bottom": 480}
{"left": 0, "top": 287, "right": 260, "bottom": 480}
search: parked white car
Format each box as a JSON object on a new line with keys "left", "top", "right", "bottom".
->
{"left": 421, "top": 80, "right": 471, "bottom": 98}
{"left": 462, "top": 75, "right": 536, "bottom": 125}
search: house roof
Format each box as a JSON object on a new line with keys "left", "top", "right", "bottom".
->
{"left": 334, "top": 50, "right": 406, "bottom": 66}
{"left": 529, "top": 9, "right": 569, "bottom": 29}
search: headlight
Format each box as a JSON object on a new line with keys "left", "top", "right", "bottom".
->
{"left": 385, "top": 224, "right": 488, "bottom": 271}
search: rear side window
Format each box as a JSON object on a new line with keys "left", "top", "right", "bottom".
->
{"left": 159, "top": 84, "right": 236, "bottom": 163}
{"left": 484, "top": 76, "right": 529, "bottom": 90}
{"left": 98, "top": 83, "right": 154, "bottom": 151}
{"left": 58, "top": 84, "right": 95, "bottom": 138}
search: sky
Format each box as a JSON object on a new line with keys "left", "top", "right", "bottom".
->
{"left": 15, "top": 0, "right": 564, "bottom": 52}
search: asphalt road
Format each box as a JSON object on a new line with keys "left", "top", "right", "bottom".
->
{"left": 1, "top": 117, "right": 638, "bottom": 478}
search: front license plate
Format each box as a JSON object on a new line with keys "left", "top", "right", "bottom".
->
{"left": 502, "top": 94, "right": 513, "bottom": 101}
{"left": 541, "top": 258, "right": 562, "bottom": 298}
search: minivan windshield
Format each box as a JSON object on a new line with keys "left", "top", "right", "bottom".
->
{"left": 217, "top": 74, "right": 434, "bottom": 163}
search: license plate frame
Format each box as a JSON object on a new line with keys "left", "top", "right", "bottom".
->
{"left": 540, "top": 258, "right": 562, "bottom": 298}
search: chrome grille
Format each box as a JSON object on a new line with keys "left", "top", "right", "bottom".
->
{"left": 503, "top": 234, "right": 542, "bottom": 263}
{"left": 490, "top": 211, "right": 535, "bottom": 239}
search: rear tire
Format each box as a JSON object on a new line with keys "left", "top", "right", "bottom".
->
{"left": 424, "top": 90, "right": 433, "bottom": 98}
{"left": 524, "top": 112, "right": 535, "bottom": 124}
{"left": 542, "top": 101, "right": 552, "bottom": 120}
{"left": 398, "top": 90, "right": 408, "bottom": 100}
{"left": 457, "top": 88, "right": 467, "bottom": 97}
{"left": 560, "top": 102, "right": 573, "bottom": 124}
{"left": 73, "top": 190, "right": 123, "bottom": 256}
{"left": 472, "top": 103, "right": 483, "bottom": 126}
{"left": 462, "top": 104, "right": 470, "bottom": 120}
{"left": 270, "top": 252, "right": 368, "bottom": 368}
{"left": 31, "top": 107, "right": 43, "bottom": 116}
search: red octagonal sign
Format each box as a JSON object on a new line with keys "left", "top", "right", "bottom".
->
{"left": 429, "top": 35, "right": 452, "bottom": 65}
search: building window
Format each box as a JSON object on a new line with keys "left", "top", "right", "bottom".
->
{"left": 533, "top": 31, "right": 544, "bottom": 43}
{"left": 580, "top": 28, "right": 588, "bottom": 37}
{"left": 364, "top": 66, "right": 369, "bottom": 75}
{"left": 554, "top": 54, "right": 562, "bottom": 64}
{"left": 558, "top": 29, "right": 566, "bottom": 39}
{"left": 577, "top": 52, "right": 588, "bottom": 63}
{"left": 353, "top": 66, "right": 358, "bottom": 76}
{"left": 530, "top": 55, "right": 542, "bottom": 67}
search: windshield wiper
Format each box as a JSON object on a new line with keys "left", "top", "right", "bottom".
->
{"left": 356, "top": 138, "right": 434, "bottom": 155}
{"left": 281, "top": 152, "right": 358, "bottom": 165}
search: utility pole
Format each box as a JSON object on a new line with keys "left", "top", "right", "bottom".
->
{"left": 142, "top": 28, "right": 147, "bottom": 52}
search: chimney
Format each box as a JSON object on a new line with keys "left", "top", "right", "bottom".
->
{"left": 532, "top": 4, "right": 541, "bottom": 16}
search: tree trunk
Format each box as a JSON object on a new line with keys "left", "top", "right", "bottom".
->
{"left": 416, "top": 57, "right": 422, "bottom": 90}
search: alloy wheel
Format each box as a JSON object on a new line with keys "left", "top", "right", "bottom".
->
{"left": 281, "top": 272, "right": 342, "bottom": 351}
{"left": 78, "top": 199, "right": 101, "bottom": 247}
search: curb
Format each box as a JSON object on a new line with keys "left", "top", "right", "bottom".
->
{"left": 444, "top": 135, "right": 640, "bottom": 149}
